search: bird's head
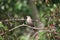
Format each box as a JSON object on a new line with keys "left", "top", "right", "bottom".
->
{"left": 26, "top": 16, "right": 32, "bottom": 22}
{"left": 26, "top": 16, "right": 31, "bottom": 18}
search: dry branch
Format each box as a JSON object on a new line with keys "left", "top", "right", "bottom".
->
{"left": 0, "top": 24, "right": 52, "bottom": 36}
{"left": 0, "top": 18, "right": 25, "bottom": 22}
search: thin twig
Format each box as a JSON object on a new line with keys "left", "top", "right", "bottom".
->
{"left": 0, "top": 24, "right": 51, "bottom": 36}
{"left": 0, "top": 18, "right": 25, "bottom": 22}
{"left": 9, "top": 24, "right": 46, "bottom": 32}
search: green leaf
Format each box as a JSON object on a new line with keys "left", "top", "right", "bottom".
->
{"left": 15, "top": 2, "right": 22, "bottom": 10}
{"left": 39, "top": 32, "right": 47, "bottom": 40}
{"left": 0, "top": 22, "right": 4, "bottom": 28}
{"left": 0, "top": 35, "right": 4, "bottom": 40}
{"left": 20, "top": 36, "right": 25, "bottom": 40}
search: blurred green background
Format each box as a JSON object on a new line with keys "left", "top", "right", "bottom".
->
{"left": 0, "top": 0, "right": 60, "bottom": 40}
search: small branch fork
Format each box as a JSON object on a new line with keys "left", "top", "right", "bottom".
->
{"left": 0, "top": 19, "right": 56, "bottom": 37}
{"left": 0, "top": 24, "right": 49, "bottom": 36}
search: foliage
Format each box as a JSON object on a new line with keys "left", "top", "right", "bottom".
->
{"left": 0, "top": 0, "right": 60, "bottom": 40}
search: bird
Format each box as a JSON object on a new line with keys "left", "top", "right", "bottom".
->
{"left": 26, "top": 16, "right": 34, "bottom": 27}
{"left": 26, "top": 16, "right": 38, "bottom": 37}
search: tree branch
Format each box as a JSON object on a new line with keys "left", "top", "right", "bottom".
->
{"left": 0, "top": 24, "right": 52, "bottom": 36}
{"left": 0, "top": 18, "right": 25, "bottom": 22}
